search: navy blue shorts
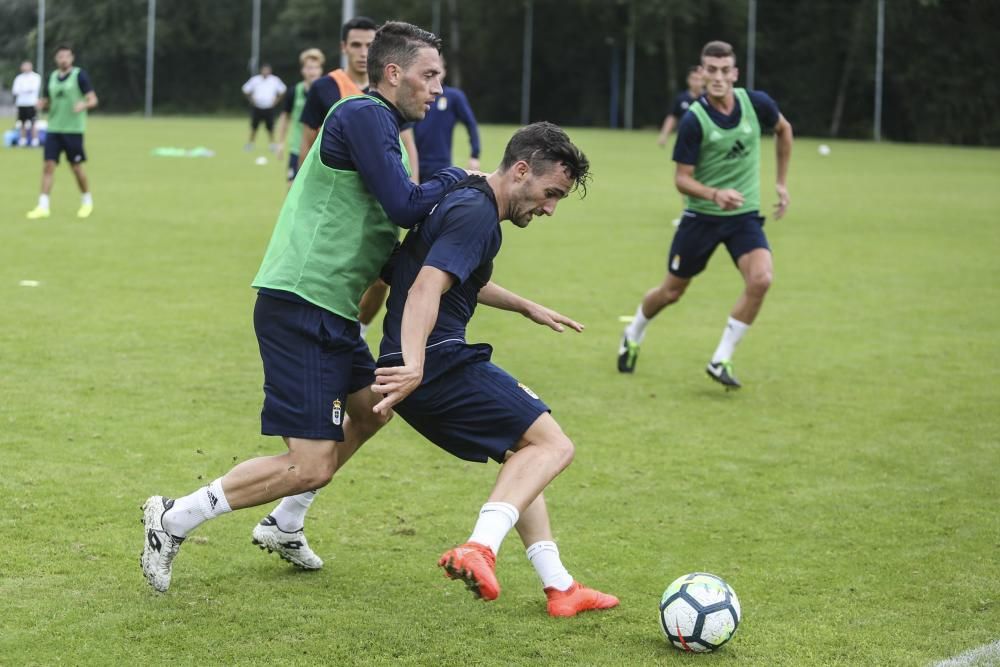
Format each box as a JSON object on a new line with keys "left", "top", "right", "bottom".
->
{"left": 254, "top": 291, "right": 375, "bottom": 441}
{"left": 386, "top": 345, "right": 550, "bottom": 464}
{"left": 668, "top": 211, "right": 769, "bottom": 279}
{"left": 44, "top": 132, "right": 86, "bottom": 164}
{"left": 286, "top": 153, "right": 299, "bottom": 181}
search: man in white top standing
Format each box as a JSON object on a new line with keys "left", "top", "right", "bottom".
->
{"left": 12, "top": 61, "right": 42, "bottom": 147}
{"left": 241, "top": 64, "right": 286, "bottom": 151}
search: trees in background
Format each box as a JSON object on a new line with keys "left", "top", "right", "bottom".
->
{"left": 1, "top": 0, "right": 996, "bottom": 144}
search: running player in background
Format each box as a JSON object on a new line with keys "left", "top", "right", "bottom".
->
{"left": 618, "top": 40, "right": 793, "bottom": 389}
{"left": 413, "top": 59, "right": 481, "bottom": 182}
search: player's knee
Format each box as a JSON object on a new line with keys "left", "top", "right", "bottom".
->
{"left": 747, "top": 270, "right": 772, "bottom": 296}
{"left": 544, "top": 434, "right": 575, "bottom": 472}
{"left": 661, "top": 284, "right": 686, "bottom": 304}
{"left": 297, "top": 459, "right": 336, "bottom": 490}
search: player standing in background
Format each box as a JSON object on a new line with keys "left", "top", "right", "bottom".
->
{"left": 241, "top": 63, "right": 286, "bottom": 152}
{"left": 373, "top": 122, "right": 618, "bottom": 617}
{"left": 26, "top": 46, "right": 98, "bottom": 220}
{"left": 12, "top": 61, "right": 42, "bottom": 147}
{"left": 275, "top": 48, "right": 325, "bottom": 187}
{"left": 618, "top": 40, "right": 793, "bottom": 389}
{"left": 413, "top": 59, "right": 481, "bottom": 182}
{"left": 658, "top": 65, "right": 705, "bottom": 226}
{"left": 298, "top": 15, "right": 420, "bottom": 183}
{"left": 657, "top": 66, "right": 704, "bottom": 148}
{"left": 297, "top": 17, "right": 420, "bottom": 339}
{"left": 140, "top": 22, "right": 464, "bottom": 592}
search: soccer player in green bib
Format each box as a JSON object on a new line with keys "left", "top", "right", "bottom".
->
{"left": 618, "top": 40, "right": 793, "bottom": 389}
{"left": 275, "top": 47, "right": 325, "bottom": 189}
{"left": 27, "top": 45, "right": 98, "bottom": 220}
{"left": 141, "top": 22, "right": 466, "bottom": 593}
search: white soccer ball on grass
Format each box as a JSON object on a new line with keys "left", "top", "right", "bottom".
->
{"left": 659, "top": 572, "right": 741, "bottom": 652}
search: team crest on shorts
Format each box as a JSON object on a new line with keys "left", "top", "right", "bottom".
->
{"left": 331, "top": 399, "right": 343, "bottom": 426}
{"left": 518, "top": 383, "right": 539, "bottom": 399}
{"left": 671, "top": 254, "right": 681, "bottom": 271}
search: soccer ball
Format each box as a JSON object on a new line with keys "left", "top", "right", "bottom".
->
{"left": 818, "top": 143, "right": 831, "bottom": 156}
{"left": 659, "top": 572, "right": 741, "bottom": 652}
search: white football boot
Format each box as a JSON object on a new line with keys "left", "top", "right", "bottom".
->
{"left": 140, "top": 496, "right": 185, "bottom": 592}
{"left": 252, "top": 515, "right": 323, "bottom": 570}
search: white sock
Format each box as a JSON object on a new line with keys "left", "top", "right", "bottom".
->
{"left": 359, "top": 322, "right": 369, "bottom": 339}
{"left": 526, "top": 540, "right": 573, "bottom": 591}
{"left": 162, "top": 477, "right": 232, "bottom": 537}
{"left": 624, "top": 303, "right": 651, "bottom": 343}
{"left": 81, "top": 192, "right": 93, "bottom": 205}
{"left": 269, "top": 490, "right": 317, "bottom": 532}
{"left": 38, "top": 194, "right": 49, "bottom": 209}
{"left": 711, "top": 316, "right": 750, "bottom": 364}
{"left": 468, "top": 502, "right": 520, "bottom": 556}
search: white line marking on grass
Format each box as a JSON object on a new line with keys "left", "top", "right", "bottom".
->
{"left": 934, "top": 640, "right": 1000, "bottom": 667}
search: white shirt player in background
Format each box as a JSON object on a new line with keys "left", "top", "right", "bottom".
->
{"left": 12, "top": 61, "right": 42, "bottom": 147}
{"left": 241, "top": 64, "right": 287, "bottom": 152}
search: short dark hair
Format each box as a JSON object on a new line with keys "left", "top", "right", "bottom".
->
{"left": 687, "top": 65, "right": 701, "bottom": 74}
{"left": 367, "top": 21, "right": 442, "bottom": 87}
{"left": 701, "top": 40, "right": 736, "bottom": 63}
{"left": 341, "top": 16, "right": 377, "bottom": 42}
{"left": 54, "top": 45, "right": 73, "bottom": 55}
{"left": 500, "top": 122, "right": 591, "bottom": 197}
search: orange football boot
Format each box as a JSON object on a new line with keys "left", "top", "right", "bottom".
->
{"left": 438, "top": 541, "right": 500, "bottom": 601}
{"left": 545, "top": 581, "right": 620, "bottom": 617}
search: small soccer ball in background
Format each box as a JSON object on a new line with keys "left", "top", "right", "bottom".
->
{"left": 818, "top": 143, "right": 831, "bottom": 156}
{"left": 659, "top": 572, "right": 741, "bottom": 652}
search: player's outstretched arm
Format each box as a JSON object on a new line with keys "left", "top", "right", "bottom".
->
{"left": 773, "top": 113, "right": 793, "bottom": 220}
{"left": 372, "top": 266, "right": 454, "bottom": 414}
{"left": 477, "top": 281, "right": 584, "bottom": 333}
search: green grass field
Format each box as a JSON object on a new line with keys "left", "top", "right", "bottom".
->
{"left": 1, "top": 117, "right": 998, "bottom": 665}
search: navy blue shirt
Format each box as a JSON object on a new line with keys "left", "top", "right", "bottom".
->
{"left": 668, "top": 90, "right": 697, "bottom": 119}
{"left": 414, "top": 86, "right": 481, "bottom": 182}
{"left": 378, "top": 184, "right": 501, "bottom": 381}
{"left": 673, "top": 90, "right": 781, "bottom": 165}
{"left": 41, "top": 68, "right": 92, "bottom": 97}
{"left": 319, "top": 91, "right": 465, "bottom": 228}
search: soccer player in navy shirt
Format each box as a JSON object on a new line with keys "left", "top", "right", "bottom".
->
{"left": 413, "top": 60, "right": 481, "bottom": 182}
{"left": 619, "top": 40, "right": 793, "bottom": 389}
{"left": 372, "top": 123, "right": 619, "bottom": 617}
{"left": 657, "top": 65, "right": 705, "bottom": 148}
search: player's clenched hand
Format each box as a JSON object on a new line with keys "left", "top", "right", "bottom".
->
{"left": 773, "top": 184, "right": 790, "bottom": 220}
{"left": 371, "top": 364, "right": 423, "bottom": 415}
{"left": 712, "top": 188, "right": 744, "bottom": 211}
{"left": 522, "top": 303, "right": 584, "bottom": 333}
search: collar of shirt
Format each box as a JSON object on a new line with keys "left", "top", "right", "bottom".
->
{"left": 367, "top": 90, "right": 406, "bottom": 129}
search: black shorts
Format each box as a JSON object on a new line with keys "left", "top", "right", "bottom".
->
{"left": 254, "top": 291, "right": 376, "bottom": 441}
{"left": 44, "top": 132, "right": 86, "bottom": 164}
{"left": 250, "top": 106, "right": 276, "bottom": 132}
{"left": 382, "top": 344, "right": 551, "bottom": 464}
{"left": 17, "top": 106, "right": 37, "bottom": 123}
{"left": 667, "top": 211, "right": 770, "bottom": 279}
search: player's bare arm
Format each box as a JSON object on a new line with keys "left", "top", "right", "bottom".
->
{"left": 73, "top": 91, "right": 98, "bottom": 113}
{"left": 401, "top": 128, "right": 420, "bottom": 183}
{"left": 675, "top": 163, "right": 744, "bottom": 211}
{"left": 773, "top": 113, "right": 793, "bottom": 220}
{"left": 299, "top": 124, "right": 319, "bottom": 159}
{"left": 274, "top": 112, "right": 290, "bottom": 159}
{"left": 372, "top": 265, "right": 454, "bottom": 414}
{"left": 477, "top": 281, "right": 583, "bottom": 333}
